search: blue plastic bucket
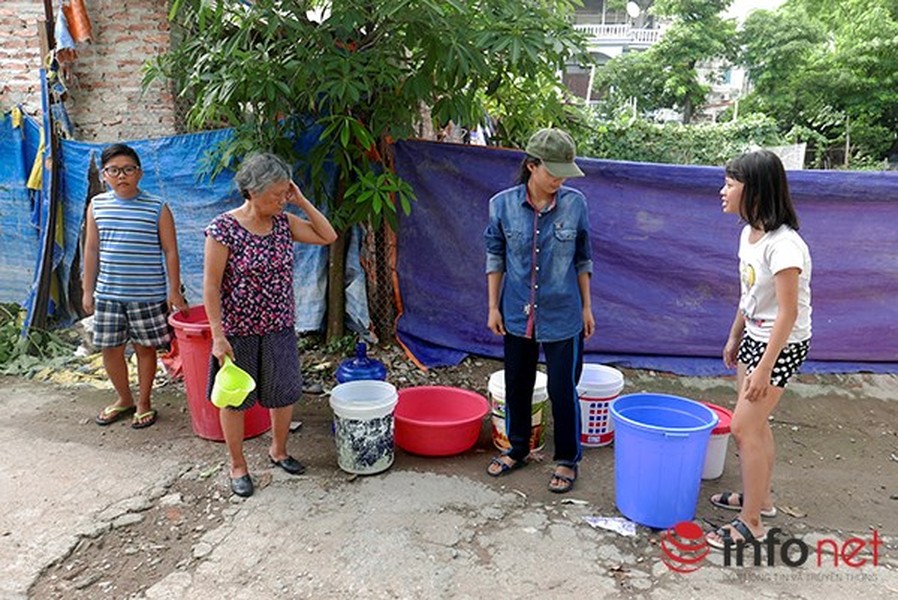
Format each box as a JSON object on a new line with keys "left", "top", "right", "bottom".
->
{"left": 610, "top": 394, "right": 718, "bottom": 529}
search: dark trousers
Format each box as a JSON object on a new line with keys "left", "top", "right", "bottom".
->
{"left": 503, "top": 332, "right": 584, "bottom": 465}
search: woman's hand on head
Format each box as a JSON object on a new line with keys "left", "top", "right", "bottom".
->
{"left": 288, "top": 181, "right": 308, "bottom": 207}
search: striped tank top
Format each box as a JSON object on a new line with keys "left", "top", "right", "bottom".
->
{"left": 91, "top": 190, "right": 168, "bottom": 302}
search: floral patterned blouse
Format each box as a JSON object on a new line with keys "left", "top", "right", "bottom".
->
{"left": 205, "top": 212, "right": 295, "bottom": 337}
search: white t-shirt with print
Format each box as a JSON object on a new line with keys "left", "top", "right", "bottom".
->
{"left": 738, "top": 224, "right": 812, "bottom": 343}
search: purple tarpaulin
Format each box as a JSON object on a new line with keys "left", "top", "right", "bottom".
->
{"left": 393, "top": 140, "right": 898, "bottom": 375}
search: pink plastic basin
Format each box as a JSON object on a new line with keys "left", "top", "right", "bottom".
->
{"left": 395, "top": 386, "right": 490, "bottom": 457}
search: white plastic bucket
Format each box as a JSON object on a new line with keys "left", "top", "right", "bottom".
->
{"left": 701, "top": 402, "right": 733, "bottom": 480}
{"left": 577, "top": 364, "right": 624, "bottom": 447}
{"left": 488, "top": 370, "right": 548, "bottom": 452}
{"left": 329, "top": 380, "right": 398, "bottom": 475}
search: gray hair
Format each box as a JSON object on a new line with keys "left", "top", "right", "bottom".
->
{"left": 234, "top": 153, "right": 292, "bottom": 199}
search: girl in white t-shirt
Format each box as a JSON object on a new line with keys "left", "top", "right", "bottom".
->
{"left": 706, "top": 150, "right": 812, "bottom": 551}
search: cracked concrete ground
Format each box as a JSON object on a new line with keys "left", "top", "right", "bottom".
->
{"left": 1, "top": 367, "right": 897, "bottom": 599}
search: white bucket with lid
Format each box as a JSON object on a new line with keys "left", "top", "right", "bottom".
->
{"left": 488, "top": 370, "right": 548, "bottom": 452}
{"left": 577, "top": 364, "right": 625, "bottom": 447}
{"left": 701, "top": 402, "right": 733, "bottom": 480}
{"left": 329, "top": 380, "right": 398, "bottom": 475}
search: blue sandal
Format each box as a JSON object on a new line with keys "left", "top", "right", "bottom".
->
{"left": 548, "top": 464, "right": 578, "bottom": 494}
{"left": 486, "top": 455, "right": 528, "bottom": 478}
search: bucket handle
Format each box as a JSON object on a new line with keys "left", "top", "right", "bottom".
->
{"left": 182, "top": 328, "right": 211, "bottom": 339}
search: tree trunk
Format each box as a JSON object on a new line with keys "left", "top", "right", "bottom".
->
{"left": 371, "top": 222, "right": 397, "bottom": 343}
{"left": 326, "top": 179, "right": 347, "bottom": 342}
{"left": 682, "top": 97, "right": 693, "bottom": 125}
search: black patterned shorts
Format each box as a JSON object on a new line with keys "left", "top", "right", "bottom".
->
{"left": 737, "top": 336, "right": 810, "bottom": 388}
{"left": 206, "top": 327, "right": 303, "bottom": 411}
{"left": 93, "top": 298, "right": 172, "bottom": 349}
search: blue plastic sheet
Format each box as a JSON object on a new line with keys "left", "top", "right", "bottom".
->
{"left": 393, "top": 140, "right": 898, "bottom": 375}
{"left": 3, "top": 117, "right": 369, "bottom": 333}
{"left": 0, "top": 113, "right": 39, "bottom": 303}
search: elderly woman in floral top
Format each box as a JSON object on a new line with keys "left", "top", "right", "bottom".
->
{"left": 204, "top": 153, "right": 337, "bottom": 498}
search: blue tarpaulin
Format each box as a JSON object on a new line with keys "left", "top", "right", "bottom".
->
{"left": 392, "top": 140, "right": 898, "bottom": 375}
{"left": 0, "top": 112, "right": 369, "bottom": 333}
{"left": 4, "top": 119, "right": 897, "bottom": 375}
{"left": 0, "top": 114, "right": 40, "bottom": 304}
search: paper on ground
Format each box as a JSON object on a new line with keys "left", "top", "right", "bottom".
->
{"left": 583, "top": 516, "right": 636, "bottom": 537}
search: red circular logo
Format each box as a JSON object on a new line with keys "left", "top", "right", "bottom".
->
{"left": 660, "top": 521, "right": 709, "bottom": 573}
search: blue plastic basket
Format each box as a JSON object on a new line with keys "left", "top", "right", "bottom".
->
{"left": 610, "top": 393, "right": 718, "bottom": 529}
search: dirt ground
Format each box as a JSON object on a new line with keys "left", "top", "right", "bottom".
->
{"left": 4, "top": 343, "right": 898, "bottom": 598}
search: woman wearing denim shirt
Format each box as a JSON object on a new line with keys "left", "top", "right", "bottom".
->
{"left": 484, "top": 128, "right": 595, "bottom": 493}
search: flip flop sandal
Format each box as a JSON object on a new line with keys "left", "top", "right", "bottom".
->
{"left": 131, "top": 409, "right": 158, "bottom": 430}
{"left": 710, "top": 491, "right": 777, "bottom": 518}
{"left": 486, "top": 455, "right": 528, "bottom": 478}
{"left": 548, "top": 464, "right": 578, "bottom": 494}
{"left": 707, "top": 517, "right": 767, "bottom": 551}
{"left": 95, "top": 404, "right": 136, "bottom": 426}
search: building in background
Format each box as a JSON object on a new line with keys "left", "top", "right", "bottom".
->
{"left": 565, "top": 0, "right": 786, "bottom": 122}
{"left": 563, "top": 1, "right": 665, "bottom": 103}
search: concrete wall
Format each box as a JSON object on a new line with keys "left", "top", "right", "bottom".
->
{"left": 0, "top": 0, "right": 176, "bottom": 142}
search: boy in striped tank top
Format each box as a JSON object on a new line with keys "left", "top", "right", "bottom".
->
{"left": 83, "top": 144, "right": 188, "bottom": 429}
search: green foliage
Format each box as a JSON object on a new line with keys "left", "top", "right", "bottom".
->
{"left": 146, "top": 0, "right": 591, "bottom": 230}
{"left": 0, "top": 304, "right": 80, "bottom": 376}
{"left": 593, "top": 0, "right": 736, "bottom": 123}
{"left": 582, "top": 112, "right": 784, "bottom": 166}
{"left": 738, "top": 0, "right": 898, "bottom": 163}
{"left": 480, "top": 71, "right": 593, "bottom": 149}
{"left": 324, "top": 333, "right": 358, "bottom": 358}
{"left": 592, "top": 0, "right": 898, "bottom": 165}
{"left": 0, "top": 304, "right": 23, "bottom": 365}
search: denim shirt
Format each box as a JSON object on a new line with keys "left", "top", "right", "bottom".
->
{"left": 484, "top": 184, "right": 593, "bottom": 342}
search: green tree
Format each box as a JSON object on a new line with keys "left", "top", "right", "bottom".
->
{"left": 146, "top": 0, "right": 589, "bottom": 340}
{"left": 739, "top": 0, "right": 898, "bottom": 164}
{"left": 592, "top": 0, "right": 736, "bottom": 123}
{"left": 581, "top": 112, "right": 785, "bottom": 165}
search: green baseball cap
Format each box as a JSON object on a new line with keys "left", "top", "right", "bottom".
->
{"left": 525, "top": 128, "right": 584, "bottom": 178}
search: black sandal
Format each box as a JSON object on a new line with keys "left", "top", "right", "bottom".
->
{"left": 486, "top": 455, "right": 528, "bottom": 478}
{"left": 707, "top": 517, "right": 767, "bottom": 550}
{"left": 548, "top": 464, "right": 578, "bottom": 494}
{"left": 710, "top": 491, "right": 777, "bottom": 518}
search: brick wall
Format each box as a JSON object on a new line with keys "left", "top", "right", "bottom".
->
{"left": 0, "top": 1, "right": 44, "bottom": 110}
{"left": 0, "top": 0, "right": 177, "bottom": 142}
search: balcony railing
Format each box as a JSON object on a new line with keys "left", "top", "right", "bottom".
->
{"left": 573, "top": 23, "right": 662, "bottom": 46}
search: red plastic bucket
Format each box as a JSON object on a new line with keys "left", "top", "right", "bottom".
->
{"left": 168, "top": 306, "right": 270, "bottom": 442}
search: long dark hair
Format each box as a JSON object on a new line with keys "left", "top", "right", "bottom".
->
{"left": 516, "top": 156, "right": 541, "bottom": 185}
{"left": 725, "top": 150, "right": 799, "bottom": 231}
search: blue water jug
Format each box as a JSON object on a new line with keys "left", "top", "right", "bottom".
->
{"left": 335, "top": 343, "right": 387, "bottom": 383}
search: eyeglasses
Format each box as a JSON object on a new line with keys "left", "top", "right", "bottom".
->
{"left": 103, "top": 165, "right": 141, "bottom": 177}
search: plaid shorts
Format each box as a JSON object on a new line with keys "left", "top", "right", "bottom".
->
{"left": 206, "top": 327, "right": 303, "bottom": 411}
{"left": 738, "top": 335, "right": 810, "bottom": 388}
{"left": 92, "top": 298, "right": 172, "bottom": 349}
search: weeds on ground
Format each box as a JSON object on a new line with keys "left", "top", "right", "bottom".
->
{"left": 0, "top": 304, "right": 80, "bottom": 377}
{"left": 324, "top": 333, "right": 359, "bottom": 357}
